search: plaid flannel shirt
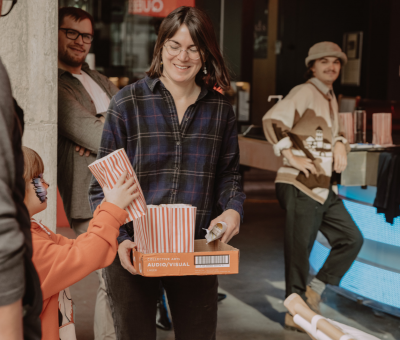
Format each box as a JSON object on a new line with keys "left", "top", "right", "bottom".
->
{"left": 88, "top": 76, "right": 245, "bottom": 243}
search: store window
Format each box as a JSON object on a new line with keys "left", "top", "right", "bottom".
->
{"left": 59, "top": 0, "right": 196, "bottom": 87}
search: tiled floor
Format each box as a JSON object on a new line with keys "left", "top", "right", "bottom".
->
{"left": 58, "top": 168, "right": 400, "bottom": 339}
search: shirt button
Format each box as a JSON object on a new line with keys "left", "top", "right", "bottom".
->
{"left": 176, "top": 141, "right": 180, "bottom": 146}
{"left": 185, "top": 117, "right": 189, "bottom": 121}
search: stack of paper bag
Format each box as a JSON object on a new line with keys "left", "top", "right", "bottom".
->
{"left": 338, "top": 112, "right": 354, "bottom": 144}
{"left": 372, "top": 113, "right": 393, "bottom": 145}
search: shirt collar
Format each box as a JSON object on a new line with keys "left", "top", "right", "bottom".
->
{"left": 145, "top": 76, "right": 161, "bottom": 92}
{"left": 58, "top": 62, "right": 91, "bottom": 78}
{"left": 145, "top": 76, "right": 209, "bottom": 101}
{"left": 309, "top": 77, "right": 332, "bottom": 96}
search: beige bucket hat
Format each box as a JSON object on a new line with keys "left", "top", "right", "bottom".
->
{"left": 305, "top": 41, "right": 347, "bottom": 66}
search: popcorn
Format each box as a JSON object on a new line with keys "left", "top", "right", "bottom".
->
{"left": 204, "top": 222, "right": 227, "bottom": 244}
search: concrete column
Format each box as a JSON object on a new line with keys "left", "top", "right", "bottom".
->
{"left": 0, "top": 0, "right": 58, "bottom": 231}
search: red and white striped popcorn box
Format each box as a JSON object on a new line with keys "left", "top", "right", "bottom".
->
{"left": 88, "top": 148, "right": 147, "bottom": 223}
{"left": 373, "top": 113, "right": 393, "bottom": 145}
{"left": 168, "top": 204, "right": 196, "bottom": 253}
{"left": 133, "top": 204, "right": 196, "bottom": 254}
{"left": 338, "top": 112, "right": 354, "bottom": 144}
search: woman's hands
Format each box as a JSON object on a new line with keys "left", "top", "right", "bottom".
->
{"left": 281, "top": 149, "right": 317, "bottom": 178}
{"left": 103, "top": 171, "right": 139, "bottom": 209}
{"left": 118, "top": 240, "right": 137, "bottom": 275}
{"left": 208, "top": 209, "right": 240, "bottom": 243}
{"left": 333, "top": 142, "right": 347, "bottom": 173}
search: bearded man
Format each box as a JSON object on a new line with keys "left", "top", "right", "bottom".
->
{"left": 57, "top": 7, "right": 119, "bottom": 340}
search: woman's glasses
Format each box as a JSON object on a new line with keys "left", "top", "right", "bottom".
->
{"left": 59, "top": 28, "right": 94, "bottom": 44}
{"left": 164, "top": 42, "right": 201, "bottom": 60}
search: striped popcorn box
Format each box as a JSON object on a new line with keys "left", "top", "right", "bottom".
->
{"left": 338, "top": 112, "right": 354, "bottom": 144}
{"left": 372, "top": 113, "right": 393, "bottom": 145}
{"left": 168, "top": 204, "right": 196, "bottom": 253}
{"left": 88, "top": 148, "right": 147, "bottom": 223}
{"left": 148, "top": 205, "right": 170, "bottom": 254}
{"left": 133, "top": 204, "right": 196, "bottom": 254}
{"left": 131, "top": 207, "right": 154, "bottom": 254}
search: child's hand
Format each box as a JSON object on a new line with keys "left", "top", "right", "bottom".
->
{"left": 103, "top": 171, "right": 139, "bottom": 209}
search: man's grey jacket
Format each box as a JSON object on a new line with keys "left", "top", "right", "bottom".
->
{"left": 58, "top": 63, "right": 119, "bottom": 224}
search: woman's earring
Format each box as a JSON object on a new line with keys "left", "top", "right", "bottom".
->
{"left": 203, "top": 66, "right": 207, "bottom": 74}
{"left": 161, "top": 61, "right": 163, "bottom": 66}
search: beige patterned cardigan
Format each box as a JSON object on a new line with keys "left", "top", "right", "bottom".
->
{"left": 262, "top": 77, "right": 349, "bottom": 204}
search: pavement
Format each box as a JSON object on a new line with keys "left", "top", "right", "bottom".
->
{"left": 58, "top": 168, "right": 400, "bottom": 339}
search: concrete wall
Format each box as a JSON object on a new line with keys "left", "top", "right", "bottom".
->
{"left": 0, "top": 0, "right": 58, "bottom": 231}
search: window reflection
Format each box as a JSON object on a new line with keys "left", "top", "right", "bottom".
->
{"left": 59, "top": 0, "right": 163, "bottom": 86}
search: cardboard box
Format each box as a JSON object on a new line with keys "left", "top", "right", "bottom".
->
{"left": 132, "top": 239, "right": 239, "bottom": 277}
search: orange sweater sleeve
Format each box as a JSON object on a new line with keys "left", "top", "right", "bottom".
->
{"left": 32, "top": 202, "right": 128, "bottom": 300}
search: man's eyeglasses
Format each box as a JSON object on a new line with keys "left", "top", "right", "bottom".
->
{"left": 164, "top": 42, "right": 202, "bottom": 61}
{"left": 59, "top": 28, "right": 94, "bottom": 44}
{"left": 1, "top": 0, "right": 18, "bottom": 17}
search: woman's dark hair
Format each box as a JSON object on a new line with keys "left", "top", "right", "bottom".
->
{"left": 59, "top": 7, "right": 94, "bottom": 33}
{"left": 147, "top": 6, "right": 230, "bottom": 91}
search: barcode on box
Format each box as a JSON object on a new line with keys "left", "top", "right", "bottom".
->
{"left": 195, "top": 255, "right": 230, "bottom": 268}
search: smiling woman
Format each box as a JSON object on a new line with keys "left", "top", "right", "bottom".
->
{"left": 88, "top": 5, "right": 246, "bottom": 339}
{"left": 147, "top": 6, "right": 231, "bottom": 91}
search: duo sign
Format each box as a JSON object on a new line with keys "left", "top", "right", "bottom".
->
{"left": 129, "top": 0, "right": 195, "bottom": 17}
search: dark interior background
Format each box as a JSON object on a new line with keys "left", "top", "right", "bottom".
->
{"left": 59, "top": 0, "right": 400, "bottom": 134}
{"left": 275, "top": 0, "right": 400, "bottom": 101}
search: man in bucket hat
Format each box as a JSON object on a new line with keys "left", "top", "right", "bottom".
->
{"left": 262, "top": 42, "right": 363, "bottom": 332}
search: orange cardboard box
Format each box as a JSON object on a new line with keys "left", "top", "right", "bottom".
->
{"left": 132, "top": 239, "right": 239, "bottom": 277}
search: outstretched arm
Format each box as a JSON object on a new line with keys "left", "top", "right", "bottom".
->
{"left": 35, "top": 173, "right": 138, "bottom": 299}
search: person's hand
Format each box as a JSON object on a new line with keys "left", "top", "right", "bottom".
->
{"left": 281, "top": 149, "right": 317, "bottom": 178}
{"left": 75, "top": 145, "right": 91, "bottom": 157}
{"left": 103, "top": 171, "right": 139, "bottom": 209}
{"left": 208, "top": 209, "right": 240, "bottom": 244}
{"left": 99, "top": 116, "right": 105, "bottom": 123}
{"left": 118, "top": 240, "right": 137, "bottom": 275}
{"left": 333, "top": 142, "right": 347, "bottom": 173}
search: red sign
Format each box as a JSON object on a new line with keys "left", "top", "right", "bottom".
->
{"left": 129, "top": 0, "right": 195, "bottom": 18}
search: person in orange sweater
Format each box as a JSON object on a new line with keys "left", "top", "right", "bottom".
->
{"left": 22, "top": 146, "right": 138, "bottom": 340}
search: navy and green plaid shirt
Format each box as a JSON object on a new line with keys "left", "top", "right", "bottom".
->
{"left": 88, "top": 76, "right": 245, "bottom": 243}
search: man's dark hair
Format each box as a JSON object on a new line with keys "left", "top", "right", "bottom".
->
{"left": 59, "top": 7, "right": 94, "bottom": 33}
{"left": 304, "top": 60, "right": 316, "bottom": 80}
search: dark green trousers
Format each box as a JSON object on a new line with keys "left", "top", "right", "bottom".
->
{"left": 275, "top": 183, "right": 363, "bottom": 300}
